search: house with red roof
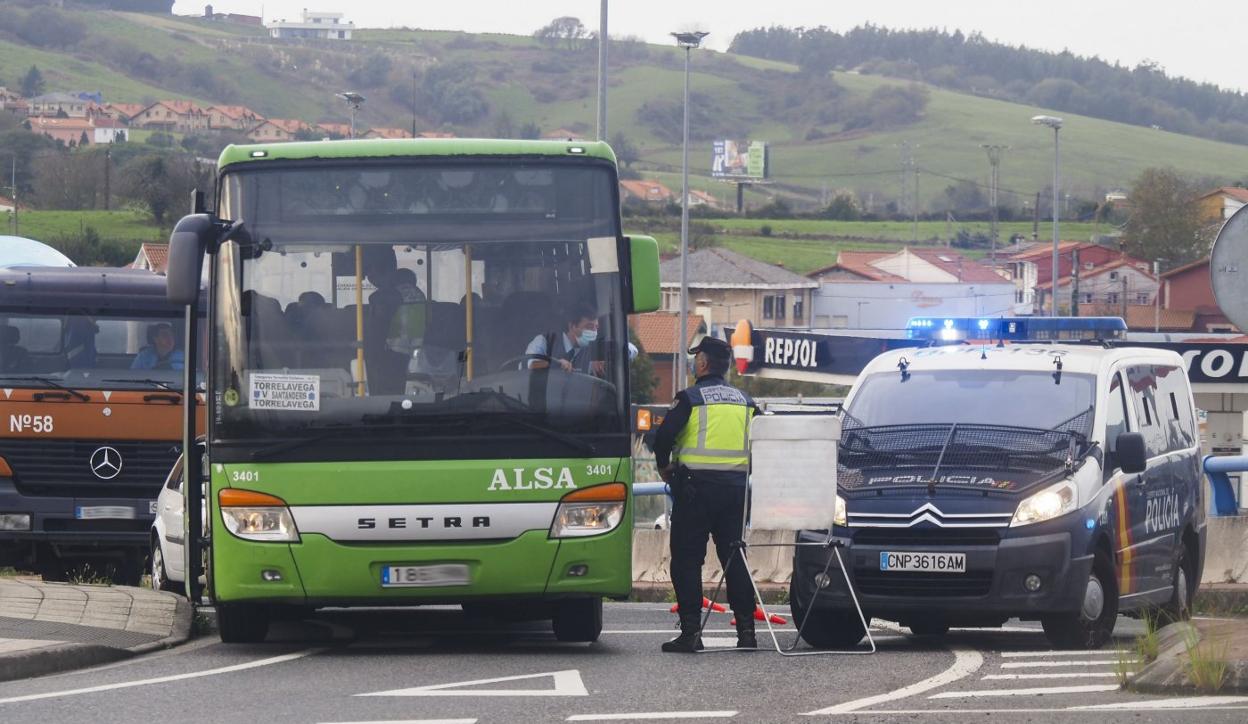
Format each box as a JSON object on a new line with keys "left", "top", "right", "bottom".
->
{"left": 619, "top": 180, "right": 674, "bottom": 205}
{"left": 247, "top": 118, "right": 311, "bottom": 142}
{"left": 808, "top": 247, "right": 1016, "bottom": 329}
{"left": 1036, "top": 257, "right": 1157, "bottom": 317}
{"left": 103, "top": 102, "right": 147, "bottom": 124}
{"left": 132, "top": 243, "right": 170, "bottom": 275}
{"left": 206, "top": 105, "right": 265, "bottom": 132}
{"left": 362, "top": 127, "right": 412, "bottom": 140}
{"left": 132, "top": 100, "right": 209, "bottom": 132}
{"left": 417, "top": 131, "right": 456, "bottom": 139}
{"left": 316, "top": 122, "right": 353, "bottom": 138}
{"left": 629, "top": 311, "right": 705, "bottom": 401}
{"left": 28, "top": 116, "right": 126, "bottom": 146}
{"left": 1196, "top": 186, "right": 1248, "bottom": 224}
{"left": 1160, "top": 257, "right": 1236, "bottom": 333}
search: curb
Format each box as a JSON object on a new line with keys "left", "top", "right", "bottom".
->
{"left": 0, "top": 591, "right": 193, "bottom": 683}
{"left": 1130, "top": 620, "right": 1248, "bottom": 694}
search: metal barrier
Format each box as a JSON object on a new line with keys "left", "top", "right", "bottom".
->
{"left": 633, "top": 481, "right": 670, "bottom": 498}
{"left": 1203, "top": 454, "right": 1244, "bottom": 516}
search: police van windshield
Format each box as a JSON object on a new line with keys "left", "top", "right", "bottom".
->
{"left": 846, "top": 369, "right": 1095, "bottom": 432}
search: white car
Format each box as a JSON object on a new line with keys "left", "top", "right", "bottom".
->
{"left": 150, "top": 442, "right": 205, "bottom": 593}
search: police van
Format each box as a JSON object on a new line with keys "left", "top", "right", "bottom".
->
{"left": 790, "top": 317, "right": 1206, "bottom": 649}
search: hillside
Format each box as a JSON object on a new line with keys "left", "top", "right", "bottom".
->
{"left": 3, "top": 8, "right": 1248, "bottom": 212}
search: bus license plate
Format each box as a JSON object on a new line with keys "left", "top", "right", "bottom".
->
{"left": 381, "top": 564, "right": 470, "bottom": 588}
{"left": 880, "top": 551, "right": 966, "bottom": 573}
{"left": 75, "top": 506, "right": 135, "bottom": 520}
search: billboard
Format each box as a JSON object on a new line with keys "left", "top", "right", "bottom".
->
{"left": 711, "top": 140, "right": 767, "bottom": 179}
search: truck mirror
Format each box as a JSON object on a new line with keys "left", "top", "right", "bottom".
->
{"left": 166, "top": 214, "right": 217, "bottom": 306}
{"left": 1115, "top": 431, "right": 1147, "bottom": 474}
{"left": 626, "top": 235, "right": 660, "bottom": 313}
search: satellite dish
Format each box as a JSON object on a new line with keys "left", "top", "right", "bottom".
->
{"left": 1211, "top": 204, "right": 1248, "bottom": 332}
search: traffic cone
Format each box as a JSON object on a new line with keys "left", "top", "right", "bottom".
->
{"left": 731, "top": 606, "right": 787, "bottom": 626}
{"left": 669, "top": 597, "right": 728, "bottom": 614}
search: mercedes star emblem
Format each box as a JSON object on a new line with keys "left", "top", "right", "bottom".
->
{"left": 89, "top": 446, "right": 123, "bottom": 480}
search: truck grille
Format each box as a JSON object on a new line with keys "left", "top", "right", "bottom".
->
{"left": 1, "top": 439, "right": 180, "bottom": 498}
{"left": 855, "top": 570, "right": 994, "bottom": 597}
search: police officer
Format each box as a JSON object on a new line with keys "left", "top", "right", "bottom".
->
{"left": 653, "top": 336, "right": 760, "bottom": 652}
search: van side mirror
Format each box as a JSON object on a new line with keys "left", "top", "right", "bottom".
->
{"left": 626, "top": 235, "right": 660, "bottom": 313}
{"left": 1115, "top": 432, "right": 1147, "bottom": 474}
{"left": 166, "top": 214, "right": 218, "bottom": 306}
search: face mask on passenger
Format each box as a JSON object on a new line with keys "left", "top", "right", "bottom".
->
{"left": 578, "top": 329, "right": 598, "bottom": 346}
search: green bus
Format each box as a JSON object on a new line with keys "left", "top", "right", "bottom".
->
{"left": 165, "top": 139, "right": 660, "bottom": 643}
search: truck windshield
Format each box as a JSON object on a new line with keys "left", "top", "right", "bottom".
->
{"left": 0, "top": 311, "right": 190, "bottom": 390}
{"left": 212, "top": 161, "right": 628, "bottom": 461}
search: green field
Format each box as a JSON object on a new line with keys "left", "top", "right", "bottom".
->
{"left": 706, "top": 218, "right": 1109, "bottom": 243}
{"left": 9, "top": 210, "right": 164, "bottom": 243}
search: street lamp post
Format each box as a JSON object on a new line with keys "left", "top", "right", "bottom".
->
{"left": 672, "top": 30, "right": 708, "bottom": 391}
{"left": 597, "top": 0, "right": 608, "bottom": 141}
{"left": 1031, "top": 115, "right": 1063, "bottom": 316}
{"left": 337, "top": 92, "right": 366, "bottom": 139}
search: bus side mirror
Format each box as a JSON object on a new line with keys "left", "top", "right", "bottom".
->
{"left": 627, "top": 235, "right": 660, "bottom": 313}
{"left": 1115, "top": 432, "right": 1147, "bottom": 474}
{"left": 167, "top": 214, "right": 216, "bottom": 306}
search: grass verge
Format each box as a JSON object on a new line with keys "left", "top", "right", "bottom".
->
{"left": 1184, "top": 626, "right": 1231, "bottom": 693}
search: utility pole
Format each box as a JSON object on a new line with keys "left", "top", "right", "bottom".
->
{"left": 411, "top": 71, "right": 417, "bottom": 139}
{"left": 10, "top": 156, "right": 17, "bottom": 237}
{"left": 103, "top": 144, "right": 111, "bottom": 211}
{"left": 899, "top": 141, "right": 912, "bottom": 226}
{"left": 982, "top": 144, "right": 1007, "bottom": 263}
{"left": 1121, "top": 275, "right": 1128, "bottom": 320}
{"left": 596, "top": 0, "right": 608, "bottom": 140}
{"left": 1154, "top": 260, "right": 1162, "bottom": 332}
{"left": 1032, "top": 191, "right": 1040, "bottom": 241}
{"left": 913, "top": 167, "right": 920, "bottom": 244}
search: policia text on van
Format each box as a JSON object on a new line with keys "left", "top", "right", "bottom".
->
{"left": 787, "top": 323, "right": 1204, "bottom": 650}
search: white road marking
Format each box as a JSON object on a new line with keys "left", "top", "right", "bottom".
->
{"left": 821, "top": 708, "right": 1248, "bottom": 715}
{"left": 999, "top": 660, "right": 1128, "bottom": 669}
{"left": 359, "top": 669, "right": 588, "bottom": 698}
{"left": 567, "top": 713, "right": 736, "bottom": 721}
{"left": 701, "top": 638, "right": 738, "bottom": 648}
{"left": 0, "top": 649, "right": 321, "bottom": 705}
{"left": 1070, "top": 695, "right": 1248, "bottom": 710}
{"left": 1000, "top": 650, "right": 1130, "bottom": 658}
{"left": 929, "top": 684, "right": 1120, "bottom": 699}
{"left": 319, "top": 720, "right": 477, "bottom": 724}
{"left": 802, "top": 648, "right": 984, "bottom": 715}
{"left": 982, "top": 673, "right": 1119, "bottom": 680}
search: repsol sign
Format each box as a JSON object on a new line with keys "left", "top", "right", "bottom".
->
{"left": 1152, "top": 343, "right": 1248, "bottom": 383}
{"left": 761, "top": 332, "right": 825, "bottom": 370}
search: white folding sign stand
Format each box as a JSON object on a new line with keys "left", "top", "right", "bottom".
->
{"left": 700, "top": 413, "right": 875, "bottom": 656}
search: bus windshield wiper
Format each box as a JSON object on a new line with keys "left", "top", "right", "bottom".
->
{"left": 103, "top": 378, "right": 182, "bottom": 392}
{"left": 0, "top": 376, "right": 89, "bottom": 401}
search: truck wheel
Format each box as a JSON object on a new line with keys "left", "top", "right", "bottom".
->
{"left": 1158, "top": 540, "right": 1197, "bottom": 625}
{"left": 216, "top": 603, "right": 270, "bottom": 644}
{"left": 1041, "top": 549, "right": 1118, "bottom": 649}
{"left": 551, "top": 597, "right": 603, "bottom": 642}
{"left": 791, "top": 594, "right": 868, "bottom": 649}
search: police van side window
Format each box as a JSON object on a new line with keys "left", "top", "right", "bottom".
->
{"left": 1104, "top": 372, "right": 1130, "bottom": 475}
{"left": 1154, "top": 364, "right": 1196, "bottom": 451}
{"left": 1126, "top": 365, "right": 1167, "bottom": 458}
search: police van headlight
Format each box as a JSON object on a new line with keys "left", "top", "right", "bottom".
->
{"left": 1011, "top": 480, "right": 1078, "bottom": 527}
{"left": 550, "top": 483, "right": 626, "bottom": 538}
{"left": 834, "top": 494, "right": 847, "bottom": 527}
{"left": 219, "top": 489, "right": 300, "bottom": 542}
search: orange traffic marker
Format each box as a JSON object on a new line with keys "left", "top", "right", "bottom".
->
{"left": 731, "top": 606, "right": 787, "bottom": 626}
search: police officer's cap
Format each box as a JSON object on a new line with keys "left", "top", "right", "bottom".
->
{"left": 688, "top": 336, "right": 731, "bottom": 361}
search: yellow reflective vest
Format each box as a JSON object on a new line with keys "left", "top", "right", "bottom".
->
{"left": 673, "top": 383, "right": 754, "bottom": 473}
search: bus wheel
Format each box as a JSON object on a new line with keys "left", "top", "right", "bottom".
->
{"left": 217, "top": 603, "right": 270, "bottom": 644}
{"left": 1041, "top": 550, "right": 1118, "bottom": 649}
{"left": 791, "top": 595, "right": 868, "bottom": 649}
{"left": 1159, "top": 540, "right": 1197, "bottom": 625}
{"left": 552, "top": 598, "right": 603, "bottom": 642}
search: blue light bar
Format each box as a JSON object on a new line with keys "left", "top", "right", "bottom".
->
{"left": 905, "top": 316, "right": 1128, "bottom": 342}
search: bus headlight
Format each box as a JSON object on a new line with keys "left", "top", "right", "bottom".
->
{"left": 1011, "top": 480, "right": 1078, "bottom": 527}
{"left": 834, "top": 494, "right": 847, "bottom": 527}
{"left": 219, "top": 489, "right": 300, "bottom": 542}
{"left": 550, "top": 483, "right": 626, "bottom": 538}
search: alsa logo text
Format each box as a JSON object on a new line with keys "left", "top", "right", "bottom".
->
{"left": 488, "top": 467, "right": 577, "bottom": 491}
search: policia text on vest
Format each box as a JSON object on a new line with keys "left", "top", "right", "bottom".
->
{"left": 652, "top": 337, "right": 759, "bottom": 653}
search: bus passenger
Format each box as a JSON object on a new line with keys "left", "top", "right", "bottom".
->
{"left": 131, "top": 323, "right": 183, "bottom": 371}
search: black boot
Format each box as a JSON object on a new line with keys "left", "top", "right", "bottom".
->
{"left": 662, "top": 619, "right": 704, "bottom": 653}
{"left": 736, "top": 620, "right": 757, "bottom": 650}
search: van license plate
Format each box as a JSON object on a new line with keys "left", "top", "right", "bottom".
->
{"left": 880, "top": 552, "right": 966, "bottom": 573}
{"left": 381, "top": 564, "right": 470, "bottom": 588}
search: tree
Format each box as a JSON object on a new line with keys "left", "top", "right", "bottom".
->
{"left": 348, "top": 54, "right": 393, "bottom": 89}
{"left": 609, "top": 132, "right": 640, "bottom": 168}
{"left": 822, "top": 193, "right": 861, "bottom": 220}
{"left": 32, "top": 150, "right": 101, "bottom": 209}
{"left": 20, "top": 66, "right": 45, "bottom": 98}
{"left": 119, "top": 154, "right": 206, "bottom": 225}
{"left": 533, "top": 17, "right": 587, "bottom": 51}
{"left": 416, "top": 62, "right": 489, "bottom": 125}
{"left": 517, "top": 121, "right": 541, "bottom": 140}
{"left": 1123, "top": 167, "right": 1210, "bottom": 266}
{"left": 491, "top": 110, "right": 514, "bottom": 139}
{"left": 628, "top": 329, "right": 657, "bottom": 404}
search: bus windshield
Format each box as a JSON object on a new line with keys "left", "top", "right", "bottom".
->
{"left": 212, "top": 161, "right": 628, "bottom": 461}
{"left": 0, "top": 310, "right": 190, "bottom": 390}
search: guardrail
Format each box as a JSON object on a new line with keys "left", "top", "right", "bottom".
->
{"left": 1203, "top": 455, "right": 1245, "bottom": 516}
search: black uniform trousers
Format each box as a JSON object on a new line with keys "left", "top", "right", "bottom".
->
{"left": 669, "top": 481, "right": 755, "bottom": 629}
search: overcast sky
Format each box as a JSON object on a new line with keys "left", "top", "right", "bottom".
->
{"left": 175, "top": 1, "right": 1246, "bottom": 93}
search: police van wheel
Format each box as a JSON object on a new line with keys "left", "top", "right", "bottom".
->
{"left": 217, "top": 603, "right": 270, "bottom": 644}
{"left": 1159, "top": 542, "right": 1197, "bottom": 625}
{"left": 791, "top": 597, "right": 868, "bottom": 649}
{"left": 1041, "top": 550, "right": 1118, "bottom": 649}
{"left": 907, "top": 620, "right": 950, "bottom": 637}
{"left": 552, "top": 597, "right": 603, "bottom": 642}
